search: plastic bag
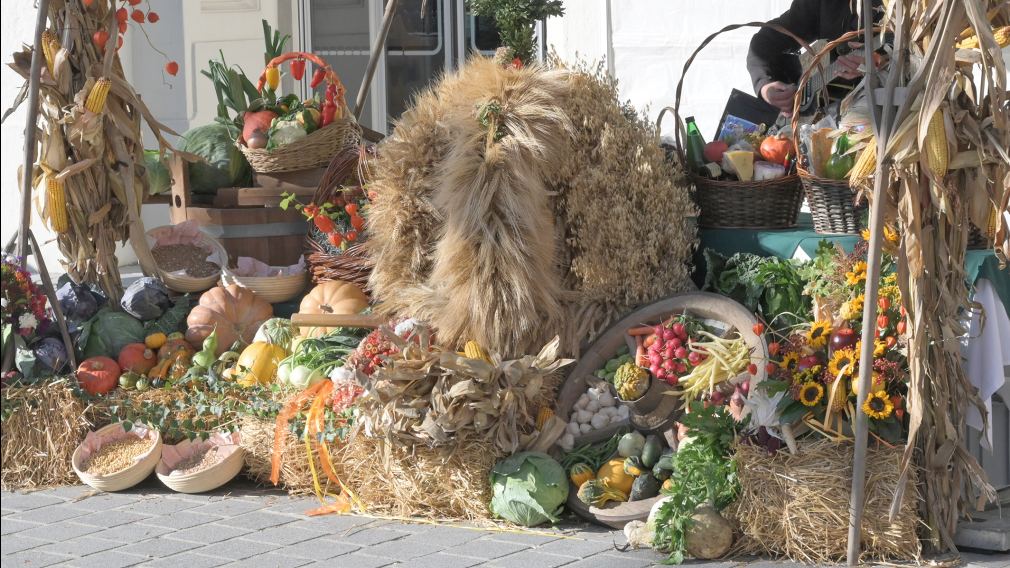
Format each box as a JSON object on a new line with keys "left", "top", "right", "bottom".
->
{"left": 121, "top": 277, "right": 172, "bottom": 321}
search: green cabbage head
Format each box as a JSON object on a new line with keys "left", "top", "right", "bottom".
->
{"left": 79, "top": 308, "right": 145, "bottom": 359}
{"left": 489, "top": 451, "right": 568, "bottom": 526}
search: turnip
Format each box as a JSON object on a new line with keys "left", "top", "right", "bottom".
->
{"left": 684, "top": 504, "right": 734, "bottom": 559}
{"left": 586, "top": 399, "right": 601, "bottom": 413}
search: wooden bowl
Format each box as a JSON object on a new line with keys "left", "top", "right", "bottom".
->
{"left": 156, "top": 432, "right": 244, "bottom": 494}
{"left": 73, "top": 423, "right": 162, "bottom": 492}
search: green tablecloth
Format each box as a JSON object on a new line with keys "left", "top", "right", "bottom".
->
{"left": 694, "top": 213, "right": 1009, "bottom": 309}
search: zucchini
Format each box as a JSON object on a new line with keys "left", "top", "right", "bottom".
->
{"left": 641, "top": 435, "right": 663, "bottom": 468}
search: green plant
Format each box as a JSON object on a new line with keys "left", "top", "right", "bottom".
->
{"left": 703, "top": 249, "right": 811, "bottom": 330}
{"left": 466, "top": 0, "right": 564, "bottom": 63}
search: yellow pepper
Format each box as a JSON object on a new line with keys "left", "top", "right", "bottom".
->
{"left": 265, "top": 66, "right": 280, "bottom": 91}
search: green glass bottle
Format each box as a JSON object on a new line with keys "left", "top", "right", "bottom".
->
{"left": 684, "top": 116, "right": 707, "bottom": 172}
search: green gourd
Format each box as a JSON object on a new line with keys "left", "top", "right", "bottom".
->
{"left": 641, "top": 435, "right": 663, "bottom": 468}
{"left": 629, "top": 474, "right": 661, "bottom": 501}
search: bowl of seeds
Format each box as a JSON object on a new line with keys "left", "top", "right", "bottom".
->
{"left": 72, "top": 423, "right": 162, "bottom": 492}
{"left": 156, "top": 431, "right": 244, "bottom": 494}
{"left": 147, "top": 222, "right": 228, "bottom": 293}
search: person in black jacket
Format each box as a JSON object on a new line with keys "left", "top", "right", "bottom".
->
{"left": 748, "top": 0, "right": 878, "bottom": 116}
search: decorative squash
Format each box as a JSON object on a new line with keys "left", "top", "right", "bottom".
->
{"left": 253, "top": 318, "right": 296, "bottom": 348}
{"left": 145, "top": 332, "right": 167, "bottom": 350}
{"left": 597, "top": 458, "right": 635, "bottom": 495}
{"left": 297, "top": 280, "right": 368, "bottom": 337}
{"left": 76, "top": 356, "right": 121, "bottom": 395}
{"left": 232, "top": 342, "right": 288, "bottom": 387}
{"left": 569, "top": 463, "right": 595, "bottom": 488}
{"left": 117, "top": 343, "right": 157, "bottom": 375}
{"left": 186, "top": 285, "right": 273, "bottom": 355}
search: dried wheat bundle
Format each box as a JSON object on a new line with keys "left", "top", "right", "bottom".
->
{"left": 7, "top": 0, "right": 183, "bottom": 302}
{"left": 366, "top": 56, "right": 697, "bottom": 358}
{"left": 728, "top": 440, "right": 921, "bottom": 564}
{"left": 864, "top": 0, "right": 1007, "bottom": 550}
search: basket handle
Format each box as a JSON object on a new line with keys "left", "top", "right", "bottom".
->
{"left": 789, "top": 28, "right": 881, "bottom": 158}
{"left": 255, "top": 51, "right": 348, "bottom": 112}
{"left": 668, "top": 21, "right": 825, "bottom": 166}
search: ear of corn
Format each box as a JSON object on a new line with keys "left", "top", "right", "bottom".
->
{"left": 924, "top": 110, "right": 948, "bottom": 178}
{"left": 85, "top": 77, "right": 111, "bottom": 114}
{"left": 535, "top": 406, "right": 554, "bottom": 430}
{"left": 956, "top": 26, "right": 1010, "bottom": 49}
{"left": 41, "top": 30, "right": 60, "bottom": 73}
{"left": 46, "top": 175, "right": 68, "bottom": 233}
{"left": 849, "top": 137, "right": 877, "bottom": 182}
{"left": 463, "top": 340, "right": 492, "bottom": 363}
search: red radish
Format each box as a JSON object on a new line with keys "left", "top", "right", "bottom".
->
{"left": 653, "top": 324, "right": 664, "bottom": 337}
{"left": 242, "top": 110, "right": 278, "bottom": 144}
{"left": 664, "top": 344, "right": 676, "bottom": 359}
{"left": 650, "top": 364, "right": 661, "bottom": 376}
{"left": 688, "top": 351, "right": 702, "bottom": 365}
{"left": 669, "top": 337, "right": 682, "bottom": 348}
{"left": 671, "top": 322, "right": 685, "bottom": 337}
{"left": 653, "top": 338, "right": 665, "bottom": 351}
{"left": 92, "top": 30, "right": 109, "bottom": 50}
{"left": 676, "top": 362, "right": 688, "bottom": 374}
{"left": 830, "top": 327, "right": 858, "bottom": 352}
{"left": 674, "top": 347, "right": 688, "bottom": 359}
{"left": 649, "top": 353, "right": 663, "bottom": 367}
{"left": 147, "top": 11, "right": 160, "bottom": 23}
{"left": 661, "top": 359, "right": 675, "bottom": 371}
{"left": 165, "top": 61, "right": 179, "bottom": 76}
{"left": 662, "top": 328, "right": 676, "bottom": 341}
{"left": 667, "top": 375, "right": 679, "bottom": 386}
{"left": 656, "top": 369, "right": 668, "bottom": 381}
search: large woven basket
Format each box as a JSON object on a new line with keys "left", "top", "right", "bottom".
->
{"left": 305, "top": 147, "right": 373, "bottom": 288}
{"left": 664, "top": 22, "right": 813, "bottom": 229}
{"left": 238, "top": 51, "right": 361, "bottom": 173}
{"left": 799, "top": 168, "right": 867, "bottom": 234}
{"left": 73, "top": 423, "right": 162, "bottom": 492}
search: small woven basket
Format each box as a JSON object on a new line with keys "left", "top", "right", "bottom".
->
{"left": 664, "top": 21, "right": 812, "bottom": 229}
{"left": 238, "top": 51, "right": 361, "bottom": 173}
{"left": 73, "top": 423, "right": 162, "bottom": 492}
{"left": 305, "top": 147, "right": 374, "bottom": 288}
{"left": 220, "top": 269, "right": 307, "bottom": 304}
{"left": 156, "top": 433, "right": 245, "bottom": 494}
{"left": 147, "top": 225, "right": 228, "bottom": 293}
{"left": 799, "top": 168, "right": 867, "bottom": 234}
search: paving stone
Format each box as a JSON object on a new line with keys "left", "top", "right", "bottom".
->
{"left": 59, "top": 492, "right": 142, "bottom": 512}
{"left": 136, "top": 510, "right": 222, "bottom": 530}
{"left": 485, "top": 548, "right": 576, "bottom": 568}
{"left": 359, "top": 536, "right": 447, "bottom": 560}
{"left": 300, "top": 552, "right": 395, "bottom": 568}
{"left": 960, "top": 552, "right": 1010, "bottom": 568}
{"left": 559, "top": 554, "right": 655, "bottom": 568}
{"left": 284, "top": 536, "right": 362, "bottom": 561}
{"left": 116, "top": 537, "right": 202, "bottom": 559}
{"left": 394, "top": 552, "right": 487, "bottom": 568}
{"left": 601, "top": 547, "right": 669, "bottom": 562}
{"left": 1, "top": 550, "right": 70, "bottom": 568}
{"left": 289, "top": 514, "right": 381, "bottom": 534}
{"left": 192, "top": 537, "right": 278, "bottom": 561}
{"left": 34, "top": 485, "right": 92, "bottom": 500}
{"left": 141, "top": 552, "right": 231, "bottom": 568}
{"left": 252, "top": 523, "right": 329, "bottom": 546}
{"left": 0, "top": 493, "right": 66, "bottom": 512}
{"left": 63, "top": 549, "right": 147, "bottom": 568}
{"left": 444, "top": 537, "right": 530, "bottom": 560}
{"left": 484, "top": 530, "right": 562, "bottom": 546}
{"left": 219, "top": 552, "right": 313, "bottom": 568}
{"left": 1, "top": 534, "right": 48, "bottom": 554}
{"left": 394, "top": 526, "right": 485, "bottom": 547}
{"left": 332, "top": 527, "right": 410, "bottom": 546}
{"left": 38, "top": 536, "right": 123, "bottom": 557}
{"left": 1, "top": 517, "right": 41, "bottom": 535}
{"left": 8, "top": 504, "right": 91, "bottom": 524}
{"left": 91, "top": 521, "right": 173, "bottom": 542}
{"left": 19, "top": 521, "right": 96, "bottom": 542}
{"left": 190, "top": 498, "right": 266, "bottom": 518}
{"left": 71, "top": 509, "right": 149, "bottom": 528}
{"left": 167, "top": 522, "right": 253, "bottom": 544}
{"left": 535, "top": 536, "right": 615, "bottom": 559}
{"left": 117, "top": 497, "right": 202, "bottom": 516}
{"left": 250, "top": 497, "right": 317, "bottom": 516}
{"left": 219, "top": 510, "right": 297, "bottom": 531}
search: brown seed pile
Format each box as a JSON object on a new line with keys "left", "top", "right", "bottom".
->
{"left": 83, "top": 437, "right": 155, "bottom": 476}
{"left": 152, "top": 244, "right": 220, "bottom": 278}
{"left": 172, "top": 446, "right": 225, "bottom": 475}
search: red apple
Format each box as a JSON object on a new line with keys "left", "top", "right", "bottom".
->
{"left": 797, "top": 355, "right": 821, "bottom": 371}
{"left": 704, "top": 140, "right": 729, "bottom": 163}
{"left": 830, "top": 327, "right": 858, "bottom": 352}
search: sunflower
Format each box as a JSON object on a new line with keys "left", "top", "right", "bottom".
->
{"left": 806, "top": 320, "right": 832, "bottom": 349}
{"left": 798, "top": 381, "right": 824, "bottom": 406}
{"left": 854, "top": 339, "right": 888, "bottom": 358}
{"left": 840, "top": 294, "right": 865, "bottom": 321}
{"left": 862, "top": 390, "right": 894, "bottom": 419}
{"left": 862, "top": 225, "right": 899, "bottom": 245}
{"left": 851, "top": 371, "right": 886, "bottom": 396}
{"left": 845, "top": 261, "right": 868, "bottom": 285}
{"left": 779, "top": 351, "right": 801, "bottom": 371}
{"left": 828, "top": 348, "right": 856, "bottom": 378}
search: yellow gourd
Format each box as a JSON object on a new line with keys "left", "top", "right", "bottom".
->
{"left": 597, "top": 458, "right": 635, "bottom": 495}
{"left": 569, "top": 463, "right": 595, "bottom": 488}
{"left": 145, "top": 332, "right": 167, "bottom": 350}
{"left": 233, "top": 342, "right": 288, "bottom": 387}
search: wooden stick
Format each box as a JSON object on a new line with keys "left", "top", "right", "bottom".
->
{"left": 16, "top": 0, "right": 50, "bottom": 259}
{"left": 290, "top": 313, "right": 384, "bottom": 329}
{"left": 354, "top": 0, "right": 399, "bottom": 122}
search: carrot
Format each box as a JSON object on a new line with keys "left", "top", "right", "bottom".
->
{"left": 635, "top": 335, "right": 646, "bottom": 367}
{"left": 627, "top": 326, "right": 655, "bottom": 337}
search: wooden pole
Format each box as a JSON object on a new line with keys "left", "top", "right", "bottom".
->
{"left": 846, "top": 0, "right": 904, "bottom": 564}
{"left": 354, "top": 0, "right": 399, "bottom": 122}
{"left": 16, "top": 0, "right": 50, "bottom": 259}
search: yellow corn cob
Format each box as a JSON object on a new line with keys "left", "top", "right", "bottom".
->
{"left": 956, "top": 26, "right": 1010, "bottom": 49}
{"left": 849, "top": 137, "right": 877, "bottom": 181}
{"left": 924, "top": 110, "right": 948, "bottom": 178}
{"left": 986, "top": 207, "right": 998, "bottom": 239}
{"left": 41, "top": 30, "right": 60, "bottom": 73}
{"left": 85, "top": 77, "right": 111, "bottom": 114}
{"left": 463, "top": 340, "right": 492, "bottom": 363}
{"left": 46, "top": 176, "right": 68, "bottom": 233}
{"left": 535, "top": 406, "right": 554, "bottom": 430}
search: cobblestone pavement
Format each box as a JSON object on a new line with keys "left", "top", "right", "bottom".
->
{"left": 2, "top": 481, "right": 1007, "bottom": 568}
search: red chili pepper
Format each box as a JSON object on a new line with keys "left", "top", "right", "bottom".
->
{"left": 310, "top": 67, "right": 326, "bottom": 89}
{"left": 290, "top": 59, "right": 306, "bottom": 81}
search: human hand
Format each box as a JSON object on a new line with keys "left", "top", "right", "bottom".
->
{"left": 760, "top": 81, "right": 797, "bottom": 116}
{"left": 837, "top": 42, "right": 864, "bottom": 80}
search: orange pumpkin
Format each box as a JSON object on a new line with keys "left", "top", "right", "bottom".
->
{"left": 117, "top": 343, "right": 157, "bottom": 375}
{"left": 297, "top": 280, "right": 368, "bottom": 337}
{"left": 759, "top": 134, "right": 792, "bottom": 165}
{"left": 77, "top": 356, "right": 121, "bottom": 395}
{"left": 186, "top": 284, "right": 273, "bottom": 356}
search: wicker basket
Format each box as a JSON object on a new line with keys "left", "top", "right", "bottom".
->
{"left": 156, "top": 433, "right": 245, "bottom": 494}
{"left": 663, "top": 21, "right": 814, "bottom": 229}
{"left": 72, "top": 423, "right": 162, "bottom": 492}
{"left": 305, "top": 147, "right": 374, "bottom": 288}
{"left": 221, "top": 269, "right": 307, "bottom": 304}
{"left": 800, "top": 168, "right": 867, "bottom": 234}
{"left": 238, "top": 51, "right": 361, "bottom": 173}
{"left": 147, "top": 225, "right": 228, "bottom": 293}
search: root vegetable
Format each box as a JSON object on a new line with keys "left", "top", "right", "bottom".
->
{"left": 684, "top": 504, "right": 733, "bottom": 559}
{"left": 567, "top": 421, "right": 581, "bottom": 436}
{"left": 579, "top": 423, "right": 592, "bottom": 434}
{"left": 598, "top": 392, "right": 615, "bottom": 407}
{"left": 586, "top": 399, "right": 601, "bottom": 413}
{"left": 590, "top": 413, "right": 609, "bottom": 429}
{"left": 576, "top": 409, "right": 593, "bottom": 423}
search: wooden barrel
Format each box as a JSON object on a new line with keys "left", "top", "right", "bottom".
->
{"left": 168, "top": 157, "right": 312, "bottom": 267}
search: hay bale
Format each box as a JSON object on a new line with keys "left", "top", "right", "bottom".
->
{"left": 239, "top": 415, "right": 321, "bottom": 496}
{"left": 1, "top": 381, "right": 95, "bottom": 490}
{"left": 727, "top": 439, "right": 921, "bottom": 564}
{"left": 335, "top": 426, "right": 497, "bottom": 522}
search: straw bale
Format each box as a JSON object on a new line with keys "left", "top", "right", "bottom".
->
{"left": 240, "top": 415, "right": 322, "bottom": 496}
{"left": 727, "top": 439, "right": 921, "bottom": 564}
{"left": 1, "top": 380, "right": 96, "bottom": 490}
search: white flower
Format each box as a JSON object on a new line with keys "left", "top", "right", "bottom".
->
{"left": 394, "top": 318, "right": 418, "bottom": 336}
{"left": 18, "top": 312, "right": 38, "bottom": 331}
{"left": 328, "top": 365, "right": 355, "bottom": 383}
